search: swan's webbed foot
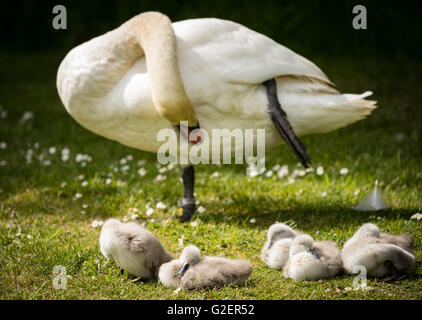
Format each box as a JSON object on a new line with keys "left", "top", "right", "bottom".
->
{"left": 263, "top": 78, "right": 311, "bottom": 168}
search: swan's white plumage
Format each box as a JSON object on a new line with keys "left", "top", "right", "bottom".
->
{"left": 99, "top": 218, "right": 172, "bottom": 279}
{"left": 267, "top": 238, "right": 294, "bottom": 269}
{"left": 283, "top": 234, "right": 342, "bottom": 281}
{"left": 342, "top": 224, "right": 415, "bottom": 277}
{"left": 158, "top": 245, "right": 253, "bottom": 289}
{"left": 57, "top": 16, "right": 376, "bottom": 157}
{"left": 172, "top": 19, "right": 331, "bottom": 85}
{"left": 261, "top": 223, "right": 298, "bottom": 269}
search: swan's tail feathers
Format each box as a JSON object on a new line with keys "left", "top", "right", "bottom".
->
{"left": 343, "top": 91, "right": 377, "bottom": 115}
{"left": 298, "top": 90, "right": 377, "bottom": 135}
{"left": 335, "top": 91, "right": 377, "bottom": 124}
{"left": 264, "top": 78, "right": 311, "bottom": 168}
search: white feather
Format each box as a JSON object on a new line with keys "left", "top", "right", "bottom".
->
{"left": 57, "top": 17, "right": 376, "bottom": 157}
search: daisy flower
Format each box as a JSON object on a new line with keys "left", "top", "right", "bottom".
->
{"left": 316, "top": 166, "right": 324, "bottom": 176}
{"left": 137, "top": 168, "right": 147, "bottom": 176}
{"left": 340, "top": 168, "right": 349, "bottom": 175}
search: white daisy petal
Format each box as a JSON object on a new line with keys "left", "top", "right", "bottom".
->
{"left": 277, "top": 165, "right": 289, "bottom": 178}
{"left": 154, "top": 174, "right": 166, "bottom": 182}
{"left": 137, "top": 168, "right": 147, "bottom": 176}
{"left": 156, "top": 202, "right": 167, "bottom": 209}
{"left": 265, "top": 170, "right": 274, "bottom": 178}
{"left": 410, "top": 213, "right": 422, "bottom": 221}
{"left": 316, "top": 166, "right": 324, "bottom": 176}
{"left": 340, "top": 168, "right": 349, "bottom": 175}
{"left": 178, "top": 238, "right": 184, "bottom": 247}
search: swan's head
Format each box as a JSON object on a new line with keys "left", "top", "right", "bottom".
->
{"left": 178, "top": 245, "right": 201, "bottom": 276}
{"left": 267, "top": 223, "right": 296, "bottom": 243}
{"left": 290, "top": 234, "right": 317, "bottom": 258}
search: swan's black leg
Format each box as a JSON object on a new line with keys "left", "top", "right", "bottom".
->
{"left": 179, "top": 165, "right": 195, "bottom": 222}
{"left": 263, "top": 78, "right": 311, "bottom": 168}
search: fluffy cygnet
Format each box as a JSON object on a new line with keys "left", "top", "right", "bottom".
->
{"left": 283, "top": 234, "right": 342, "bottom": 281}
{"left": 342, "top": 223, "right": 415, "bottom": 278}
{"left": 261, "top": 223, "right": 298, "bottom": 269}
{"left": 159, "top": 245, "right": 253, "bottom": 289}
{"left": 99, "top": 218, "right": 172, "bottom": 279}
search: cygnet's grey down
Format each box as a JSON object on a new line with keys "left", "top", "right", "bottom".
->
{"left": 158, "top": 245, "right": 253, "bottom": 289}
{"left": 99, "top": 218, "right": 172, "bottom": 279}
{"left": 261, "top": 223, "right": 298, "bottom": 269}
{"left": 341, "top": 223, "right": 415, "bottom": 278}
{"left": 283, "top": 234, "right": 343, "bottom": 281}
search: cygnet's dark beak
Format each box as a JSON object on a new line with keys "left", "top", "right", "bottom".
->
{"left": 178, "top": 263, "right": 190, "bottom": 276}
{"left": 307, "top": 248, "right": 319, "bottom": 259}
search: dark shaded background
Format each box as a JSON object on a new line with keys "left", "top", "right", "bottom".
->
{"left": 1, "top": 0, "right": 421, "bottom": 58}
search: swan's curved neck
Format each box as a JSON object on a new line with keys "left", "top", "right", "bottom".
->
{"left": 122, "top": 12, "right": 197, "bottom": 126}
{"left": 289, "top": 243, "right": 304, "bottom": 257}
{"left": 58, "top": 12, "right": 197, "bottom": 126}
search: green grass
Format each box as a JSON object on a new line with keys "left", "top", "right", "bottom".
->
{"left": 0, "top": 51, "right": 421, "bottom": 300}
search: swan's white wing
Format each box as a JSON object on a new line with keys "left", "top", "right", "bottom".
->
{"left": 173, "top": 18, "right": 331, "bottom": 85}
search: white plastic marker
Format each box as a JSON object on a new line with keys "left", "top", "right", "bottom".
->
{"left": 354, "top": 180, "right": 389, "bottom": 211}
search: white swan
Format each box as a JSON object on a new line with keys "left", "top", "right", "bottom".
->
{"left": 99, "top": 218, "right": 173, "bottom": 279}
{"left": 158, "top": 245, "right": 252, "bottom": 289}
{"left": 57, "top": 12, "right": 376, "bottom": 221}
{"left": 342, "top": 223, "right": 415, "bottom": 278}
{"left": 261, "top": 223, "right": 298, "bottom": 269}
{"left": 283, "top": 234, "right": 342, "bottom": 281}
